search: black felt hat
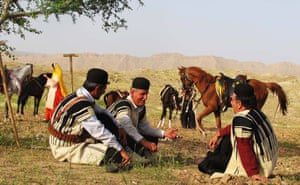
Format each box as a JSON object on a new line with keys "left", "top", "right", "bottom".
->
{"left": 86, "top": 68, "right": 110, "bottom": 85}
{"left": 132, "top": 77, "right": 150, "bottom": 90}
{"left": 234, "top": 83, "right": 257, "bottom": 108}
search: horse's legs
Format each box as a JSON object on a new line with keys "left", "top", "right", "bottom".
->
{"left": 213, "top": 111, "right": 222, "bottom": 130}
{"left": 34, "top": 97, "right": 40, "bottom": 116}
{"left": 20, "top": 95, "right": 29, "bottom": 115}
{"left": 168, "top": 108, "right": 173, "bottom": 128}
{"left": 196, "top": 107, "right": 214, "bottom": 136}
{"left": 157, "top": 106, "right": 167, "bottom": 128}
{"left": 4, "top": 95, "right": 12, "bottom": 121}
{"left": 17, "top": 96, "right": 21, "bottom": 114}
{"left": 4, "top": 102, "right": 9, "bottom": 121}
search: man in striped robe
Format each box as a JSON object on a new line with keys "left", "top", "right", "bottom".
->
{"left": 48, "top": 68, "right": 131, "bottom": 172}
{"left": 199, "top": 83, "right": 278, "bottom": 182}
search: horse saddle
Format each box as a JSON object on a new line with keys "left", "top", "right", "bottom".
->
{"left": 215, "top": 73, "right": 247, "bottom": 112}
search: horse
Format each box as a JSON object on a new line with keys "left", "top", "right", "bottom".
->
{"left": 157, "top": 84, "right": 182, "bottom": 128}
{"left": 103, "top": 90, "right": 129, "bottom": 108}
{"left": 16, "top": 73, "right": 52, "bottom": 117}
{"left": 178, "top": 66, "right": 288, "bottom": 135}
{"left": 0, "top": 63, "right": 33, "bottom": 121}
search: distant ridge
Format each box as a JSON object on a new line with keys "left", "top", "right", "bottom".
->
{"left": 3, "top": 52, "right": 300, "bottom": 77}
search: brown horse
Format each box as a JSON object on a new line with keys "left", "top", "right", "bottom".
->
{"left": 103, "top": 90, "right": 129, "bottom": 108}
{"left": 178, "top": 66, "right": 288, "bottom": 135}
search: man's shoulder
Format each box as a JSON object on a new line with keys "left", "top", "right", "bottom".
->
{"left": 63, "top": 93, "right": 93, "bottom": 109}
{"left": 233, "top": 110, "right": 253, "bottom": 128}
{"left": 107, "top": 99, "right": 133, "bottom": 112}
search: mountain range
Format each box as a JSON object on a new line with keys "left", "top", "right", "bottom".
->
{"left": 3, "top": 52, "right": 300, "bottom": 77}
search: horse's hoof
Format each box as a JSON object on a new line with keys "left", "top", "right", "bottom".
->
{"left": 198, "top": 128, "right": 206, "bottom": 136}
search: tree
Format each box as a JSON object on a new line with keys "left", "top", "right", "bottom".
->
{"left": 0, "top": 0, "right": 144, "bottom": 53}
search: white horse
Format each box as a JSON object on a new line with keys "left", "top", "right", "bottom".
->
{"left": 0, "top": 63, "right": 33, "bottom": 121}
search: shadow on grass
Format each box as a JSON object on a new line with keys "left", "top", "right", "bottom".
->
{"left": 279, "top": 141, "right": 300, "bottom": 157}
{"left": 280, "top": 172, "right": 300, "bottom": 182}
{"left": 0, "top": 134, "right": 48, "bottom": 149}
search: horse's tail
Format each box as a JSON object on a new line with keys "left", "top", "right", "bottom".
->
{"left": 265, "top": 82, "right": 288, "bottom": 115}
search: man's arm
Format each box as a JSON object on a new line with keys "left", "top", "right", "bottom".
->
{"left": 209, "top": 124, "right": 231, "bottom": 149}
{"left": 81, "top": 115, "right": 123, "bottom": 151}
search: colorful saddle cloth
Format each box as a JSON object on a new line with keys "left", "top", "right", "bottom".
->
{"left": 216, "top": 73, "right": 247, "bottom": 112}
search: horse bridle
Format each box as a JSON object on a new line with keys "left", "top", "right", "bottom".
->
{"left": 181, "top": 69, "right": 216, "bottom": 110}
{"left": 180, "top": 71, "right": 193, "bottom": 84}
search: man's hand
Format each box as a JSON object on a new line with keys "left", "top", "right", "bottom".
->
{"left": 140, "top": 138, "right": 157, "bottom": 152}
{"left": 251, "top": 174, "right": 268, "bottom": 182}
{"left": 120, "top": 149, "right": 131, "bottom": 165}
{"left": 164, "top": 128, "right": 180, "bottom": 139}
{"left": 209, "top": 134, "right": 219, "bottom": 150}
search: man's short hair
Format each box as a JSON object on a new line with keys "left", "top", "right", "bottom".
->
{"left": 234, "top": 83, "right": 257, "bottom": 108}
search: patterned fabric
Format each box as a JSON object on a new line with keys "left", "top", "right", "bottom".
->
{"left": 107, "top": 96, "right": 163, "bottom": 142}
{"left": 223, "top": 109, "right": 278, "bottom": 177}
{"left": 49, "top": 92, "right": 108, "bottom": 165}
{"left": 215, "top": 74, "right": 247, "bottom": 112}
{"left": 108, "top": 99, "right": 140, "bottom": 128}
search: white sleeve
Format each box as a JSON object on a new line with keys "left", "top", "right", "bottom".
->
{"left": 118, "top": 115, "right": 144, "bottom": 142}
{"left": 81, "top": 115, "right": 122, "bottom": 151}
{"left": 138, "top": 117, "right": 164, "bottom": 138}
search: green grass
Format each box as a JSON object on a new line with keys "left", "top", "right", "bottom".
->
{"left": 0, "top": 62, "right": 300, "bottom": 184}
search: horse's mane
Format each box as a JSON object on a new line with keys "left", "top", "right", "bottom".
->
{"left": 186, "top": 66, "right": 215, "bottom": 83}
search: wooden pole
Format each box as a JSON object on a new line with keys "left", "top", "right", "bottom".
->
{"left": 63, "top": 53, "right": 78, "bottom": 92}
{"left": 0, "top": 42, "right": 20, "bottom": 147}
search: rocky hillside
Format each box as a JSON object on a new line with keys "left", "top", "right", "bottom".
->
{"left": 3, "top": 53, "right": 300, "bottom": 77}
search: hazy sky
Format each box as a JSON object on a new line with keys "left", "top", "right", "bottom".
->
{"left": 4, "top": 0, "right": 300, "bottom": 64}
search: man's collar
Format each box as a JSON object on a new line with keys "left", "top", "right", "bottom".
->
{"left": 76, "top": 87, "right": 95, "bottom": 104}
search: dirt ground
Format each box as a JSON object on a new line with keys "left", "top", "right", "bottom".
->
{"left": 0, "top": 65, "right": 299, "bottom": 184}
{"left": 1, "top": 111, "right": 300, "bottom": 185}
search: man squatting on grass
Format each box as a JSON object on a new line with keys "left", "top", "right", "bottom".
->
{"left": 108, "top": 77, "right": 180, "bottom": 159}
{"left": 198, "top": 83, "right": 278, "bottom": 182}
{"left": 48, "top": 68, "right": 131, "bottom": 173}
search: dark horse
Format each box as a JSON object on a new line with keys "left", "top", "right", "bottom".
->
{"left": 16, "top": 73, "right": 52, "bottom": 116}
{"left": 0, "top": 64, "right": 33, "bottom": 121}
{"left": 178, "top": 66, "right": 288, "bottom": 135}
{"left": 103, "top": 90, "right": 129, "bottom": 108}
{"left": 157, "top": 84, "right": 181, "bottom": 128}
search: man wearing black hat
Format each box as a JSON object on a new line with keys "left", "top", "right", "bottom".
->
{"left": 198, "top": 83, "right": 278, "bottom": 182}
{"left": 108, "top": 77, "right": 180, "bottom": 160}
{"left": 48, "top": 68, "right": 131, "bottom": 173}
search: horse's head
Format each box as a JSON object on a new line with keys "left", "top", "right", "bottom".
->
{"left": 38, "top": 72, "right": 52, "bottom": 85}
{"left": 178, "top": 66, "right": 194, "bottom": 89}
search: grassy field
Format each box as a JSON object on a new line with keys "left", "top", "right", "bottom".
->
{"left": 0, "top": 62, "right": 300, "bottom": 184}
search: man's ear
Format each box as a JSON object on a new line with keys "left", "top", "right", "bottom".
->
{"left": 237, "top": 100, "right": 243, "bottom": 109}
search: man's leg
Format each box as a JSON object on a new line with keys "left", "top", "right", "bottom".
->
{"left": 198, "top": 135, "right": 232, "bottom": 174}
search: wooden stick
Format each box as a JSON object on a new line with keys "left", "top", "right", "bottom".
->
{"left": 63, "top": 53, "right": 78, "bottom": 92}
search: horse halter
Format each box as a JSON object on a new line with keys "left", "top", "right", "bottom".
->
{"left": 180, "top": 70, "right": 194, "bottom": 89}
